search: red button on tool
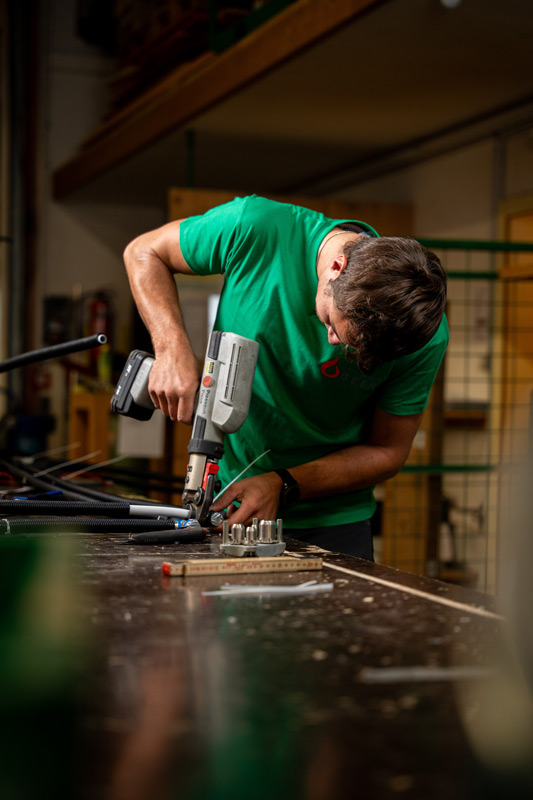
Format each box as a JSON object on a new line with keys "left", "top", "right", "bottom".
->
{"left": 202, "top": 461, "right": 219, "bottom": 489}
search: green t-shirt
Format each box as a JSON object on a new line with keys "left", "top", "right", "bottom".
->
{"left": 180, "top": 195, "right": 448, "bottom": 527}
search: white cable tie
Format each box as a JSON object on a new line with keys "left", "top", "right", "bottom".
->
{"left": 20, "top": 442, "right": 82, "bottom": 464}
{"left": 61, "top": 453, "right": 129, "bottom": 481}
{"left": 203, "top": 580, "right": 334, "bottom": 597}
{"left": 358, "top": 665, "right": 497, "bottom": 684}
{"left": 213, "top": 449, "right": 271, "bottom": 502}
{"left": 34, "top": 451, "right": 102, "bottom": 477}
{"left": 2, "top": 518, "right": 11, "bottom": 535}
{"left": 215, "top": 579, "right": 319, "bottom": 592}
{"left": 1, "top": 485, "right": 31, "bottom": 498}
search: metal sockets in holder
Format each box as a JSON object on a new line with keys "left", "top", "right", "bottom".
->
{"left": 221, "top": 517, "right": 285, "bottom": 557}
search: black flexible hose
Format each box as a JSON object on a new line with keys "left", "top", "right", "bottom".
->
{"left": 0, "top": 500, "right": 134, "bottom": 516}
{"left": 0, "top": 333, "right": 107, "bottom": 373}
{"left": 0, "top": 517, "right": 183, "bottom": 534}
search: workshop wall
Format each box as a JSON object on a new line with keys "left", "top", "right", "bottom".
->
{"left": 335, "top": 132, "right": 533, "bottom": 592}
{"left": 505, "top": 128, "right": 533, "bottom": 196}
{"left": 334, "top": 139, "right": 498, "bottom": 238}
{"left": 36, "top": 0, "right": 166, "bottom": 447}
{"left": 41, "top": 0, "right": 164, "bottom": 333}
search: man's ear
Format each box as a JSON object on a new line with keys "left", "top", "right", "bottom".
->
{"left": 330, "top": 253, "right": 348, "bottom": 279}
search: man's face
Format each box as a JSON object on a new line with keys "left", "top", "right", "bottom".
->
{"left": 315, "top": 280, "right": 350, "bottom": 346}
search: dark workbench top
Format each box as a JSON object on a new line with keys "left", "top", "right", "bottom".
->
{"left": 74, "top": 534, "right": 506, "bottom": 800}
{"left": 3, "top": 532, "right": 529, "bottom": 800}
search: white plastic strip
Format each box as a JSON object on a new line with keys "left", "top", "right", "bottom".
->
{"left": 203, "top": 579, "right": 333, "bottom": 597}
{"left": 34, "top": 451, "right": 102, "bottom": 477}
{"left": 358, "top": 665, "right": 496, "bottom": 684}
{"left": 20, "top": 442, "right": 82, "bottom": 463}
{"left": 129, "top": 503, "right": 190, "bottom": 519}
{"left": 285, "top": 554, "right": 504, "bottom": 621}
{"left": 213, "top": 448, "right": 271, "bottom": 502}
{"left": 61, "top": 453, "right": 128, "bottom": 481}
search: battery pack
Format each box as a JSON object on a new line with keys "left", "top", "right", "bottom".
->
{"left": 111, "top": 349, "right": 155, "bottom": 421}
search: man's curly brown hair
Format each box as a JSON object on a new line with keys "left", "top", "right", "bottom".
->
{"left": 328, "top": 236, "right": 447, "bottom": 374}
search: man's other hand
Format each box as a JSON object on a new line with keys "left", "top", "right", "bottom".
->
{"left": 210, "top": 472, "right": 283, "bottom": 527}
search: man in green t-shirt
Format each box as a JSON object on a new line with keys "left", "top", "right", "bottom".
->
{"left": 124, "top": 196, "right": 448, "bottom": 559}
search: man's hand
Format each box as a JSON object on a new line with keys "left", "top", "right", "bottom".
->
{"left": 148, "top": 350, "right": 201, "bottom": 424}
{"left": 209, "top": 409, "right": 424, "bottom": 527}
{"left": 210, "top": 472, "right": 283, "bottom": 527}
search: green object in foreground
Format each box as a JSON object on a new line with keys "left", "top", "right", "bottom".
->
{"left": 0, "top": 536, "right": 83, "bottom": 800}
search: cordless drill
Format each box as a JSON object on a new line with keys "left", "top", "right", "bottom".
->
{"left": 112, "top": 331, "right": 259, "bottom": 525}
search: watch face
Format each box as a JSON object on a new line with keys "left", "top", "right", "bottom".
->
{"left": 282, "top": 483, "right": 300, "bottom": 509}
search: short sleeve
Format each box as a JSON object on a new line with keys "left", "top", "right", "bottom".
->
{"left": 376, "top": 316, "right": 449, "bottom": 415}
{"left": 179, "top": 197, "right": 248, "bottom": 276}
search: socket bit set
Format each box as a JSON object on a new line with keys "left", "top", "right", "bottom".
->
{"left": 221, "top": 517, "right": 286, "bottom": 557}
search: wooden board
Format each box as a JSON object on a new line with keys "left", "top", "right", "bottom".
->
{"left": 168, "top": 186, "right": 413, "bottom": 235}
{"left": 52, "top": 0, "right": 384, "bottom": 199}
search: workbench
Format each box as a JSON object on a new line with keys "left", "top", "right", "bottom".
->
{"left": 1, "top": 532, "right": 526, "bottom": 800}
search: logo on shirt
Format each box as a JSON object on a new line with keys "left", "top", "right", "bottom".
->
{"left": 320, "top": 357, "right": 379, "bottom": 390}
{"left": 320, "top": 358, "right": 340, "bottom": 378}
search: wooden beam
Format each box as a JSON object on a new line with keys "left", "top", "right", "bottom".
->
{"left": 52, "top": 0, "right": 385, "bottom": 199}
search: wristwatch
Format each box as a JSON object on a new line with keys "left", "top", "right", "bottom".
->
{"left": 274, "top": 469, "right": 300, "bottom": 510}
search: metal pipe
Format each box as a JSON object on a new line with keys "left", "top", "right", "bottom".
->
{"left": 0, "top": 333, "right": 107, "bottom": 373}
{"left": 2, "top": 458, "right": 156, "bottom": 505}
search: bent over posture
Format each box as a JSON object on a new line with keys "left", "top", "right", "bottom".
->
{"left": 124, "top": 196, "right": 448, "bottom": 559}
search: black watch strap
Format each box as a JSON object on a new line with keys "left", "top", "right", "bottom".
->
{"left": 274, "top": 469, "right": 300, "bottom": 510}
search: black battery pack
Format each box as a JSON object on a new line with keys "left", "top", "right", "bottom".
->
{"left": 111, "top": 349, "right": 155, "bottom": 421}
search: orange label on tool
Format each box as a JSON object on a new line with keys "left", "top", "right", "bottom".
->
{"left": 202, "top": 376, "right": 213, "bottom": 387}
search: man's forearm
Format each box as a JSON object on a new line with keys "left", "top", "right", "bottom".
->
{"left": 123, "top": 238, "right": 192, "bottom": 358}
{"left": 282, "top": 408, "right": 422, "bottom": 501}
{"left": 285, "top": 442, "right": 405, "bottom": 501}
{"left": 123, "top": 228, "right": 200, "bottom": 421}
{"left": 210, "top": 442, "right": 409, "bottom": 528}
{"left": 211, "top": 410, "right": 422, "bottom": 527}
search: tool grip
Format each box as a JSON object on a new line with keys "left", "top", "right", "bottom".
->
{"left": 123, "top": 528, "right": 207, "bottom": 545}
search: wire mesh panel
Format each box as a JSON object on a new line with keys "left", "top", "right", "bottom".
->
{"left": 377, "top": 238, "right": 533, "bottom": 595}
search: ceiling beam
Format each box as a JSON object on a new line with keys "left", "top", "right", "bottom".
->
{"left": 52, "top": 0, "right": 386, "bottom": 199}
